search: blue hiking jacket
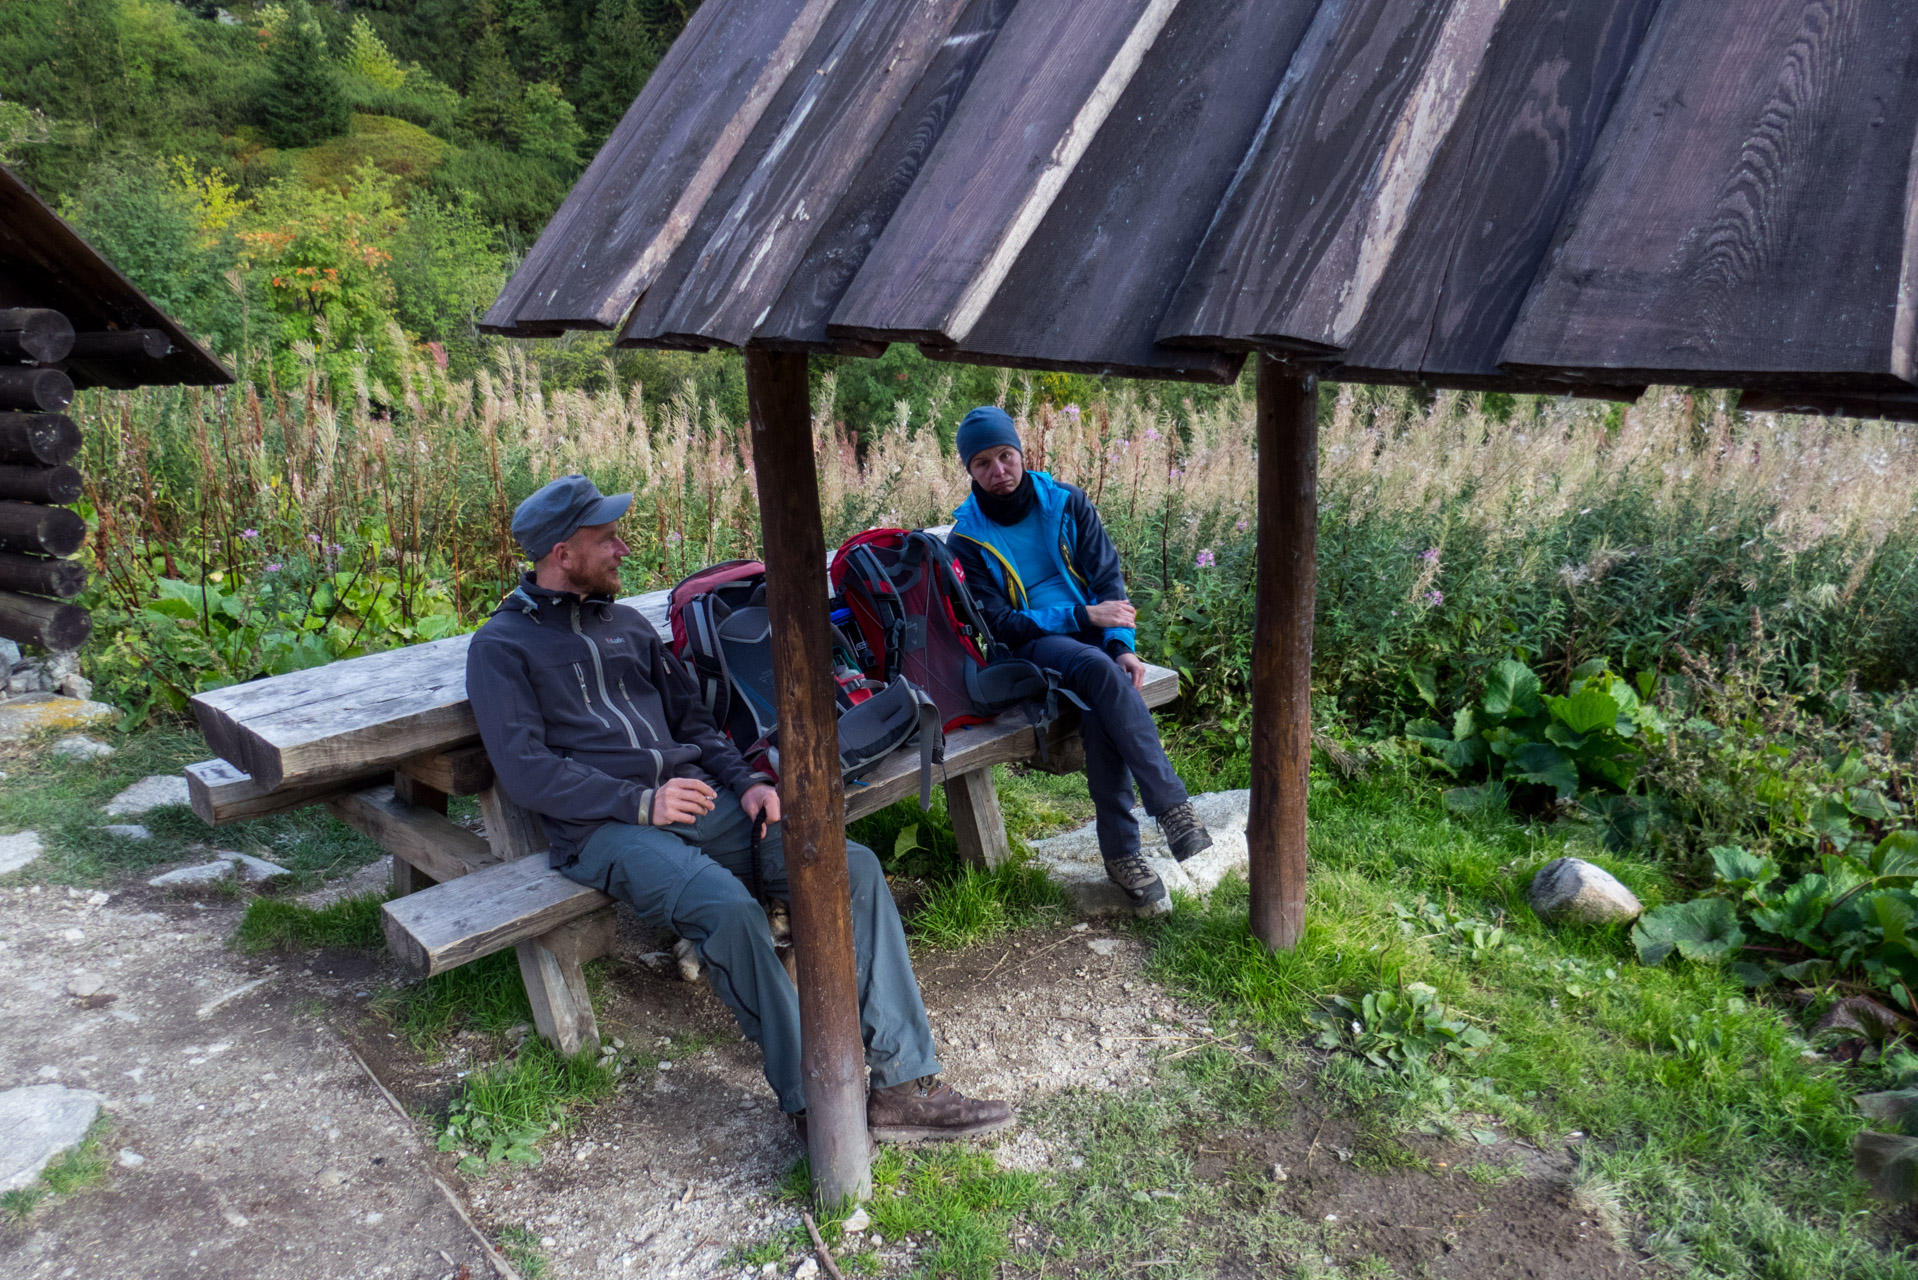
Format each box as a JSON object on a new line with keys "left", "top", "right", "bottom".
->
{"left": 948, "top": 471, "right": 1135, "bottom": 654}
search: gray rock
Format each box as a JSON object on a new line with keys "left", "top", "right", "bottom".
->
{"left": 1087, "top": 938, "right": 1123, "bottom": 956}
{"left": 0, "top": 637, "right": 19, "bottom": 669}
{"left": 117, "top": 1150, "right": 144, "bottom": 1168}
{"left": 66, "top": 972, "right": 106, "bottom": 998}
{"left": 0, "top": 830, "right": 43, "bottom": 875}
{"left": 1528, "top": 857, "right": 1643, "bottom": 924}
{"left": 100, "top": 824, "right": 151, "bottom": 840}
{"left": 51, "top": 735, "right": 115, "bottom": 761}
{"left": 147, "top": 851, "right": 290, "bottom": 888}
{"left": 148, "top": 860, "right": 238, "bottom": 888}
{"left": 57, "top": 675, "right": 94, "bottom": 702}
{"left": 0, "top": 1084, "right": 104, "bottom": 1192}
{"left": 0, "top": 696, "right": 116, "bottom": 743}
{"left": 103, "top": 775, "right": 191, "bottom": 816}
{"left": 1028, "top": 789, "right": 1252, "bottom": 917}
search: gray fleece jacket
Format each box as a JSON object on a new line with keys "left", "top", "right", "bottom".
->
{"left": 465, "top": 575, "right": 767, "bottom": 868}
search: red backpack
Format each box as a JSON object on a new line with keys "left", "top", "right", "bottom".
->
{"left": 831, "top": 530, "right": 995, "bottom": 731}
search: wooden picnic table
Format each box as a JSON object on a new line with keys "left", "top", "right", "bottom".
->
{"left": 187, "top": 577, "right": 1178, "bottom": 1057}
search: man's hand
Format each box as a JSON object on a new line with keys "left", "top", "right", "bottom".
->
{"left": 1085, "top": 599, "right": 1137, "bottom": 629}
{"left": 741, "top": 783, "right": 781, "bottom": 829}
{"left": 652, "top": 776, "right": 717, "bottom": 826}
{"left": 1115, "top": 651, "right": 1148, "bottom": 691}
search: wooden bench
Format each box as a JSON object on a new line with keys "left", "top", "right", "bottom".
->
{"left": 188, "top": 583, "right": 1178, "bottom": 1057}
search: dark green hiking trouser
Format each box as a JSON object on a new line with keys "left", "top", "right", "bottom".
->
{"left": 560, "top": 791, "right": 941, "bottom": 1112}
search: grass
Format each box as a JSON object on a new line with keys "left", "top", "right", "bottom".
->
{"left": 911, "top": 856, "right": 1067, "bottom": 949}
{"left": 0, "top": 725, "right": 387, "bottom": 889}
{"left": 376, "top": 950, "right": 537, "bottom": 1052}
{"left": 498, "top": 1224, "right": 550, "bottom": 1278}
{"left": 232, "top": 891, "right": 388, "bottom": 952}
{"left": 1, "top": 1114, "right": 112, "bottom": 1225}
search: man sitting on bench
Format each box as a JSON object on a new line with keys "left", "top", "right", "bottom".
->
{"left": 948, "top": 407, "right": 1213, "bottom": 916}
{"left": 466, "top": 474, "right": 1013, "bottom": 1142}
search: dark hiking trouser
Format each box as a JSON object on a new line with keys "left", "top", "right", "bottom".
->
{"left": 559, "top": 791, "right": 941, "bottom": 1114}
{"left": 1014, "top": 633, "right": 1190, "bottom": 861}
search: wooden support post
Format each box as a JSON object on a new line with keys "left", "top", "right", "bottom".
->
{"left": 478, "top": 783, "right": 549, "bottom": 860}
{"left": 945, "top": 768, "right": 1011, "bottom": 870}
{"left": 391, "top": 854, "right": 437, "bottom": 898}
{"left": 745, "top": 347, "right": 871, "bottom": 1206}
{"left": 1250, "top": 355, "right": 1317, "bottom": 952}
{"left": 514, "top": 906, "right": 617, "bottom": 1057}
{"left": 390, "top": 772, "right": 450, "bottom": 897}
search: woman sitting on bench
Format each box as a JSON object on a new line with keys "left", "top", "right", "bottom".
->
{"left": 466, "top": 473, "right": 1012, "bottom": 1143}
{"left": 947, "top": 407, "right": 1213, "bottom": 916}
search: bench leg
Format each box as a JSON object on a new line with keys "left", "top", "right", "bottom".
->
{"left": 945, "top": 767, "right": 1012, "bottom": 870}
{"left": 479, "top": 783, "right": 549, "bottom": 861}
{"left": 515, "top": 906, "right": 617, "bottom": 1057}
{"left": 390, "top": 855, "right": 437, "bottom": 898}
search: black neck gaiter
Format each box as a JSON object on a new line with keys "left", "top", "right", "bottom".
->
{"left": 973, "top": 472, "right": 1037, "bottom": 526}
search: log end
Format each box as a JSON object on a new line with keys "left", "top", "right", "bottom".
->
{"left": 0, "top": 591, "right": 91, "bottom": 651}
{"left": 380, "top": 901, "right": 432, "bottom": 978}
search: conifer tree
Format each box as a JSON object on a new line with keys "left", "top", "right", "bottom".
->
{"left": 577, "top": 0, "right": 689, "bottom": 141}
{"left": 261, "top": 0, "right": 349, "bottom": 149}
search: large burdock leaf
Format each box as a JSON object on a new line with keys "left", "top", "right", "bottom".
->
{"left": 1854, "top": 1132, "right": 1918, "bottom": 1202}
{"left": 1710, "top": 845, "right": 1778, "bottom": 892}
{"left": 1510, "top": 742, "right": 1579, "bottom": 798}
{"left": 1481, "top": 660, "right": 1542, "bottom": 720}
{"left": 1545, "top": 685, "right": 1621, "bottom": 736}
{"left": 1632, "top": 899, "right": 1744, "bottom": 965}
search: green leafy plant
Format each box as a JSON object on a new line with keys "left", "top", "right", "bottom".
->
{"left": 1403, "top": 658, "right": 1664, "bottom": 838}
{"left": 1392, "top": 896, "right": 1509, "bottom": 962}
{"left": 1307, "top": 981, "right": 1492, "bottom": 1074}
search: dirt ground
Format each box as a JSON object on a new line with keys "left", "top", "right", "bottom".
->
{"left": 2, "top": 867, "right": 1641, "bottom": 1279}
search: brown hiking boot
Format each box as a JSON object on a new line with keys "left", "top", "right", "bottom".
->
{"left": 867, "top": 1076, "right": 1015, "bottom": 1143}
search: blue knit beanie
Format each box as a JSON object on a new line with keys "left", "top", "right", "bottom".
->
{"left": 956, "top": 406, "right": 1022, "bottom": 467}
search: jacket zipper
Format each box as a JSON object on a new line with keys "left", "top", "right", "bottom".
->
{"left": 619, "top": 677, "right": 667, "bottom": 777}
{"left": 573, "top": 603, "right": 642, "bottom": 750}
{"left": 573, "top": 663, "right": 612, "bottom": 731}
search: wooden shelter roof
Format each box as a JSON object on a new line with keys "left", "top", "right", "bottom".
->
{"left": 0, "top": 165, "right": 233, "bottom": 390}
{"left": 484, "top": 0, "right": 1918, "bottom": 411}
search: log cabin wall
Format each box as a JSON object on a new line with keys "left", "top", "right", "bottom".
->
{"left": 0, "top": 166, "right": 232, "bottom": 671}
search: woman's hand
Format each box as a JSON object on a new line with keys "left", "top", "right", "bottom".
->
{"left": 652, "top": 776, "right": 717, "bottom": 825}
{"left": 1085, "top": 600, "right": 1137, "bottom": 629}
{"left": 1115, "top": 651, "right": 1147, "bottom": 691}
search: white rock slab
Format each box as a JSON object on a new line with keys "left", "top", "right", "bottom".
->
{"left": 1028, "top": 789, "right": 1251, "bottom": 916}
{"left": 0, "top": 1084, "right": 104, "bottom": 1192}
{"left": 0, "top": 830, "right": 44, "bottom": 875}
{"left": 100, "top": 824, "right": 151, "bottom": 840}
{"left": 147, "top": 851, "right": 291, "bottom": 888}
{"left": 51, "top": 735, "right": 115, "bottom": 760}
{"left": 1528, "top": 857, "right": 1642, "bottom": 924}
{"left": 103, "top": 774, "right": 192, "bottom": 816}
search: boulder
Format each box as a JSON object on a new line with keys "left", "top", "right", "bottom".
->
{"left": 51, "top": 735, "right": 115, "bottom": 761}
{"left": 0, "top": 695, "right": 115, "bottom": 743}
{"left": 0, "top": 1084, "right": 104, "bottom": 1192}
{"left": 1528, "top": 857, "right": 1642, "bottom": 924}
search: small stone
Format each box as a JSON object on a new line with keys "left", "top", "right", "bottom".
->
{"left": 57, "top": 675, "right": 93, "bottom": 701}
{"left": 793, "top": 1258, "right": 820, "bottom": 1280}
{"left": 843, "top": 1207, "right": 870, "bottom": 1233}
{"left": 61, "top": 927, "right": 83, "bottom": 943}
{"left": 1070, "top": 922, "right": 1090, "bottom": 932}
{"left": 1527, "top": 857, "right": 1642, "bottom": 925}
{"left": 148, "top": 861, "right": 239, "bottom": 888}
{"left": 0, "top": 1084, "right": 105, "bottom": 1192}
{"left": 100, "top": 825, "right": 150, "bottom": 841}
{"left": 1271, "top": 1163, "right": 1287, "bottom": 1182}
{"left": 117, "top": 1150, "right": 144, "bottom": 1168}
{"left": 0, "top": 638, "right": 19, "bottom": 669}
{"left": 51, "top": 735, "right": 114, "bottom": 761}
{"left": 1096, "top": 1036, "right": 1115, "bottom": 1051}
{"left": 103, "top": 775, "right": 192, "bottom": 817}
{"left": 66, "top": 972, "right": 105, "bottom": 998}
{"left": 1087, "top": 938, "right": 1122, "bottom": 956}
{"left": 316, "top": 1167, "right": 347, "bottom": 1188}
{"left": 85, "top": 891, "right": 109, "bottom": 906}
{"left": 540, "top": 1236, "right": 557, "bottom": 1248}
{"left": 0, "top": 831, "right": 43, "bottom": 875}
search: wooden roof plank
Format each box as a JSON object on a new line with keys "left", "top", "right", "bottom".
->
{"left": 829, "top": 0, "right": 1184, "bottom": 346}
{"left": 751, "top": 0, "right": 1020, "bottom": 351}
{"left": 926, "top": 0, "right": 1319, "bottom": 384}
{"left": 1159, "top": 0, "right": 1507, "bottom": 354}
{"left": 481, "top": 0, "right": 841, "bottom": 334}
{"left": 624, "top": 0, "right": 979, "bottom": 351}
{"left": 1333, "top": 0, "right": 1661, "bottom": 385}
{"left": 1500, "top": 0, "right": 1918, "bottom": 389}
